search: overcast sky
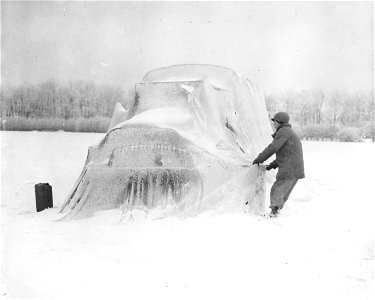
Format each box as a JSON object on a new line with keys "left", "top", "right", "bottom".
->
{"left": 1, "top": 1, "right": 373, "bottom": 94}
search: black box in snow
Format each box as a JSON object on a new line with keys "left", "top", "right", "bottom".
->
{"left": 35, "top": 183, "right": 53, "bottom": 212}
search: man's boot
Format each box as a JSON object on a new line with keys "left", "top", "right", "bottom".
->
{"left": 270, "top": 206, "right": 279, "bottom": 217}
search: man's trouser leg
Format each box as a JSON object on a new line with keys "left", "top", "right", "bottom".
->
{"left": 270, "top": 178, "right": 299, "bottom": 209}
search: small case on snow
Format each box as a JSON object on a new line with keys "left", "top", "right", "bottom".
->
{"left": 35, "top": 183, "right": 53, "bottom": 212}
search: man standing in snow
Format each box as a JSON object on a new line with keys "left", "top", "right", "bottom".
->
{"left": 252, "top": 112, "right": 304, "bottom": 217}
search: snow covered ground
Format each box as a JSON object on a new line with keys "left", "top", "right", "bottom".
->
{"left": 1, "top": 131, "right": 374, "bottom": 300}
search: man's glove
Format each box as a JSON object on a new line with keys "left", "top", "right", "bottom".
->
{"left": 252, "top": 158, "right": 261, "bottom": 165}
{"left": 266, "top": 161, "right": 278, "bottom": 170}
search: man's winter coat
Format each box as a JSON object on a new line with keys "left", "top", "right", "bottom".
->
{"left": 254, "top": 124, "right": 305, "bottom": 180}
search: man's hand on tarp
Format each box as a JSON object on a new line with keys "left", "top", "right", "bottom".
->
{"left": 252, "top": 158, "right": 261, "bottom": 165}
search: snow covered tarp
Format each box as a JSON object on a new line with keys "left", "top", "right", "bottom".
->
{"left": 59, "top": 64, "right": 273, "bottom": 220}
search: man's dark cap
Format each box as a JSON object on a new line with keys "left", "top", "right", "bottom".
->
{"left": 271, "top": 112, "right": 290, "bottom": 124}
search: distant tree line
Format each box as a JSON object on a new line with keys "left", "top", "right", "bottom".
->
{"left": 265, "top": 90, "right": 374, "bottom": 142}
{"left": 0, "top": 80, "right": 128, "bottom": 119}
{"left": 1, "top": 80, "right": 374, "bottom": 141}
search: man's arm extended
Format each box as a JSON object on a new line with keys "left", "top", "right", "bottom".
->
{"left": 253, "top": 128, "right": 290, "bottom": 164}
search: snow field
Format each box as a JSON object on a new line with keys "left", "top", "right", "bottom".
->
{"left": 1, "top": 131, "right": 373, "bottom": 299}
